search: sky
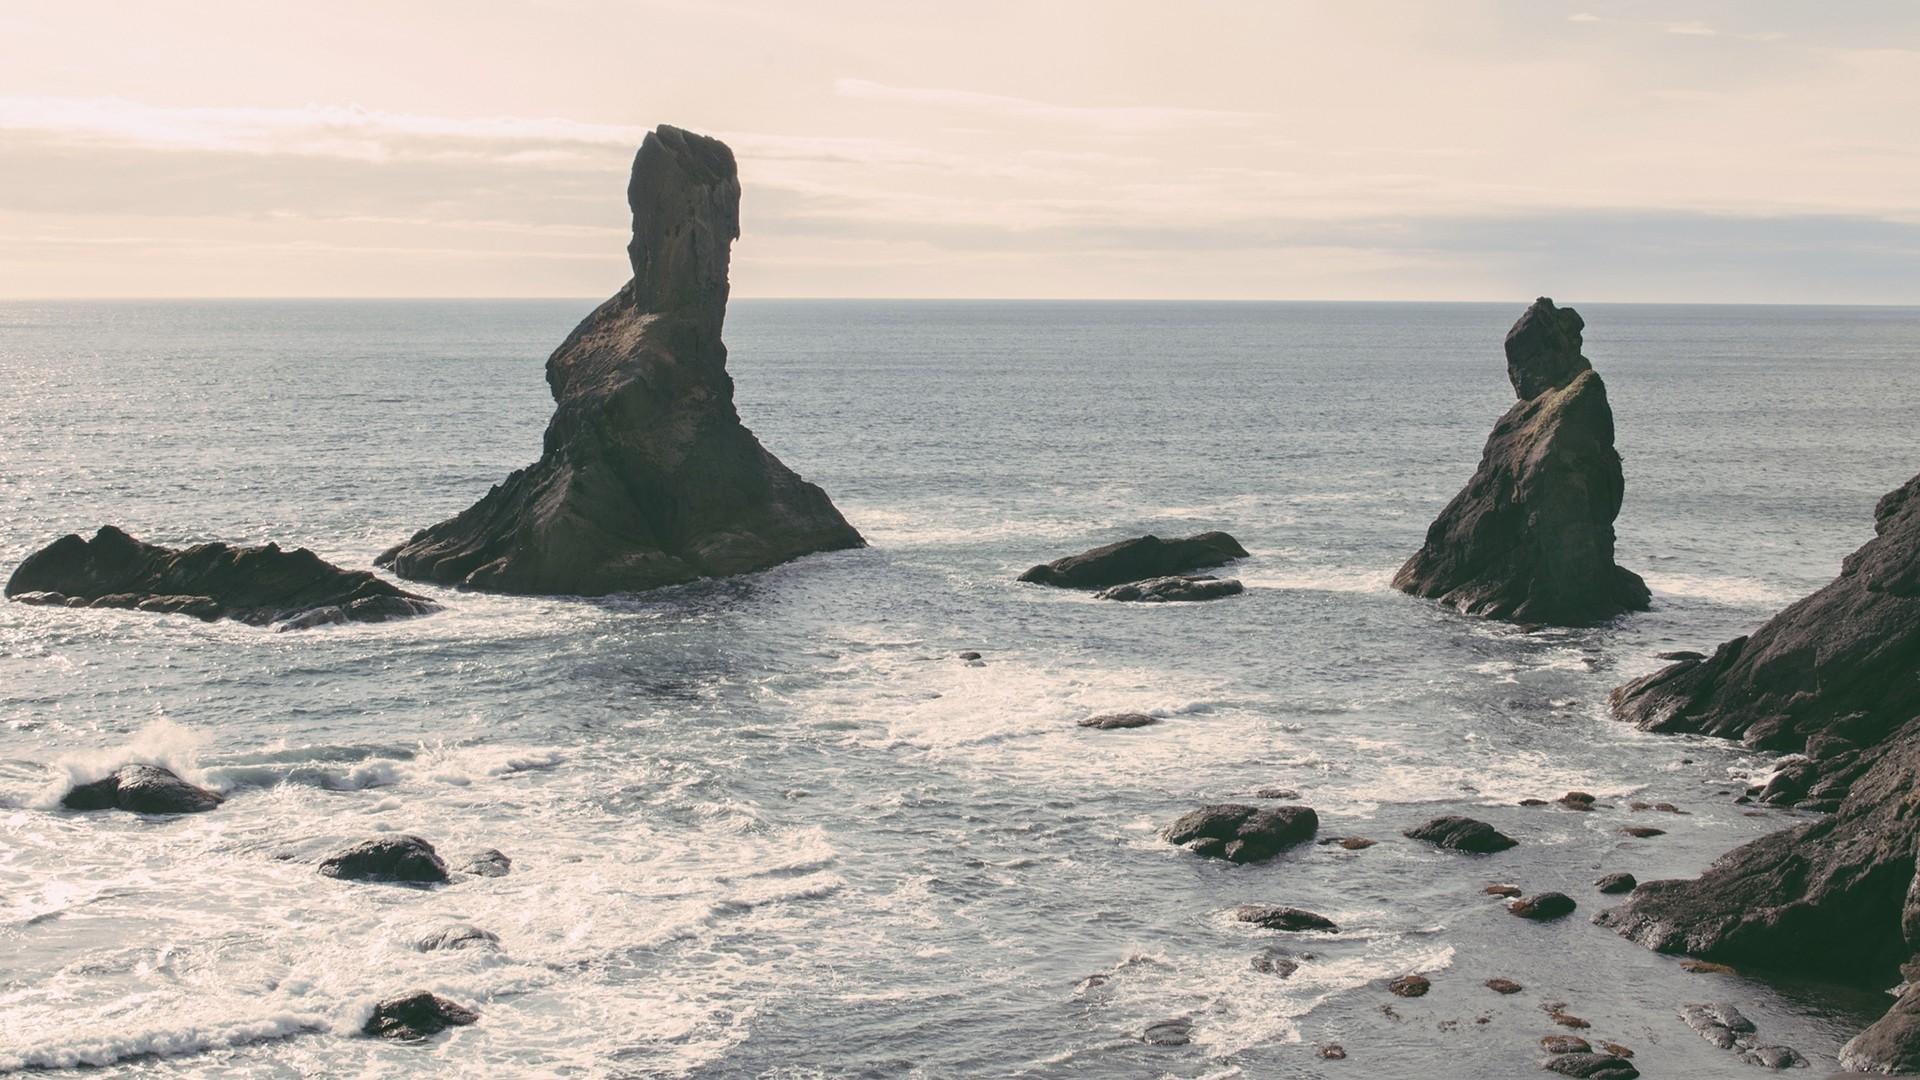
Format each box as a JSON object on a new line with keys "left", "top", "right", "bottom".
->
{"left": 1, "top": 0, "right": 1916, "bottom": 302}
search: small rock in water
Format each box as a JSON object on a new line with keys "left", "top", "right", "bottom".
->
{"left": 1619, "top": 826, "right": 1665, "bottom": 838}
{"left": 1558, "top": 791, "right": 1597, "bottom": 811}
{"left": 1679, "top": 959, "right": 1735, "bottom": 975}
{"left": 1388, "top": 973, "right": 1430, "bottom": 997}
{"left": 415, "top": 925, "right": 500, "bottom": 952}
{"left": 957, "top": 651, "right": 982, "bottom": 661}
{"left": 1320, "top": 1043, "right": 1347, "bottom": 1060}
{"left": 61, "top": 764, "right": 223, "bottom": 815}
{"left": 1544, "top": 1002, "right": 1591, "bottom": 1029}
{"left": 1487, "top": 978, "right": 1524, "bottom": 994}
{"left": 458, "top": 849, "right": 512, "bottom": 877}
{"left": 1656, "top": 650, "right": 1708, "bottom": 661}
{"left": 1599, "top": 1042, "right": 1633, "bottom": 1058}
{"left": 1019, "top": 532, "right": 1248, "bottom": 589}
{"left": 1737, "top": 1044, "right": 1806, "bottom": 1068}
{"left": 1234, "top": 904, "right": 1339, "bottom": 933}
{"left": 319, "top": 835, "right": 450, "bottom": 884}
{"left": 1078, "top": 712, "right": 1158, "bottom": 730}
{"left": 1541, "top": 1052, "right": 1639, "bottom": 1079}
{"left": 1678, "top": 1003, "right": 1754, "bottom": 1049}
{"left": 1095, "top": 574, "right": 1244, "bottom": 603}
{"left": 1541, "top": 1035, "right": 1592, "bottom": 1054}
{"left": 1142, "top": 1018, "right": 1192, "bottom": 1046}
{"left": 1334, "top": 836, "right": 1375, "bottom": 850}
{"left": 1594, "top": 872, "right": 1637, "bottom": 894}
{"left": 1163, "top": 803, "right": 1318, "bottom": 863}
{"left": 1485, "top": 883, "right": 1524, "bottom": 897}
{"left": 1404, "top": 815, "right": 1518, "bottom": 853}
{"left": 362, "top": 991, "right": 478, "bottom": 1040}
{"left": 1254, "top": 787, "right": 1300, "bottom": 800}
{"left": 1250, "top": 947, "right": 1300, "bottom": 977}
{"left": 1519, "top": 798, "right": 1551, "bottom": 806}
{"left": 1511, "top": 892, "right": 1577, "bottom": 920}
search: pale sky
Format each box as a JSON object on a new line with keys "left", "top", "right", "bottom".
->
{"left": 2, "top": 0, "right": 1916, "bottom": 302}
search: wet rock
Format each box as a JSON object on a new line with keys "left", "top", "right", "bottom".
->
{"left": 458, "top": 849, "right": 511, "bottom": 877}
{"left": 1404, "top": 815, "right": 1518, "bottom": 853}
{"left": 1511, "top": 892, "right": 1577, "bottom": 920}
{"left": 1618, "top": 826, "right": 1664, "bottom": 838}
{"left": 1545, "top": 1002, "right": 1591, "bottom": 1029}
{"left": 1599, "top": 1042, "right": 1633, "bottom": 1058}
{"left": 1388, "top": 973, "right": 1430, "bottom": 997}
{"left": 319, "top": 835, "right": 450, "bottom": 885}
{"left": 377, "top": 126, "right": 862, "bottom": 595}
{"left": 1519, "top": 797, "right": 1551, "bottom": 807}
{"left": 1680, "top": 959, "right": 1735, "bottom": 975}
{"left": 1542, "top": 1052, "right": 1639, "bottom": 1079}
{"left": 1486, "top": 883, "right": 1525, "bottom": 897}
{"left": 415, "top": 925, "right": 500, "bottom": 952}
{"left": 1250, "top": 947, "right": 1301, "bottom": 977}
{"left": 1078, "top": 712, "right": 1158, "bottom": 730}
{"left": 1320, "top": 1043, "right": 1347, "bottom": 1060}
{"left": 1320, "top": 836, "right": 1376, "bottom": 850}
{"left": 1840, "top": 984, "right": 1920, "bottom": 1073}
{"left": 1019, "top": 531, "right": 1248, "bottom": 590}
{"left": 1163, "top": 804, "right": 1318, "bottom": 863}
{"left": 1656, "top": 650, "right": 1708, "bottom": 662}
{"left": 1142, "top": 1018, "right": 1192, "bottom": 1046}
{"left": 1559, "top": 791, "right": 1597, "bottom": 811}
{"left": 7, "top": 526, "right": 437, "bottom": 630}
{"left": 1738, "top": 1044, "right": 1806, "bottom": 1068}
{"left": 1487, "top": 978, "right": 1524, "bottom": 994}
{"left": 1254, "top": 787, "right": 1300, "bottom": 800}
{"left": 1234, "top": 904, "right": 1338, "bottom": 933}
{"left": 362, "top": 991, "right": 478, "bottom": 1041}
{"left": 1392, "top": 298, "right": 1649, "bottom": 625}
{"left": 1542, "top": 1035, "right": 1592, "bottom": 1054}
{"left": 1759, "top": 761, "right": 1817, "bottom": 806}
{"left": 1594, "top": 872, "right": 1637, "bottom": 894}
{"left": 957, "top": 651, "right": 982, "bottom": 661}
{"left": 1095, "top": 574, "right": 1244, "bottom": 603}
{"left": 1678, "top": 1003, "right": 1755, "bottom": 1049}
{"left": 61, "top": 764, "right": 222, "bottom": 814}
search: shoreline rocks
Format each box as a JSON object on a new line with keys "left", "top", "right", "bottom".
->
{"left": 1163, "top": 803, "right": 1318, "bottom": 863}
{"left": 1405, "top": 815, "right": 1518, "bottom": 853}
{"left": 1019, "top": 531, "right": 1247, "bottom": 590}
{"left": 362, "top": 991, "right": 478, "bottom": 1041}
{"left": 1235, "top": 904, "right": 1339, "bottom": 933}
{"left": 1392, "top": 298, "right": 1649, "bottom": 625}
{"left": 1094, "top": 574, "right": 1244, "bottom": 603}
{"left": 61, "top": 764, "right": 223, "bottom": 814}
{"left": 319, "top": 836, "right": 450, "bottom": 885}
{"left": 377, "top": 125, "right": 862, "bottom": 596}
{"left": 1510, "top": 892, "right": 1577, "bottom": 920}
{"left": 6, "top": 526, "right": 437, "bottom": 630}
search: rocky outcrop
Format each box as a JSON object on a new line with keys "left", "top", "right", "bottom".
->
{"left": 319, "top": 836, "right": 450, "bottom": 885}
{"left": 1404, "top": 815, "right": 1518, "bottom": 853}
{"left": 1392, "top": 299, "right": 1649, "bottom": 625}
{"left": 1839, "top": 984, "right": 1920, "bottom": 1073}
{"left": 1594, "top": 872, "right": 1636, "bottom": 895}
{"left": 1234, "top": 904, "right": 1339, "bottom": 932}
{"left": 1095, "top": 575, "right": 1244, "bottom": 602}
{"left": 1510, "top": 892, "right": 1577, "bottom": 920}
{"left": 362, "top": 991, "right": 478, "bottom": 1040}
{"left": 377, "top": 125, "right": 861, "bottom": 596}
{"left": 1019, "top": 532, "right": 1247, "bottom": 589}
{"left": 6, "top": 526, "right": 436, "bottom": 630}
{"left": 1163, "top": 803, "right": 1318, "bottom": 863}
{"left": 61, "top": 764, "right": 222, "bottom": 814}
{"left": 1541, "top": 1053, "right": 1638, "bottom": 1079}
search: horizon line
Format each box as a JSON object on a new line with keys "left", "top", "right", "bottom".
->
{"left": 3, "top": 295, "right": 1918, "bottom": 309}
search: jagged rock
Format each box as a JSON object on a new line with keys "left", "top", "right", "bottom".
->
{"left": 1078, "top": 712, "right": 1158, "bottom": 730}
{"left": 6, "top": 526, "right": 436, "bottom": 629}
{"left": 1094, "top": 575, "right": 1244, "bottom": 602}
{"left": 1404, "top": 815, "right": 1518, "bottom": 853}
{"left": 1511, "top": 892, "right": 1577, "bottom": 920}
{"left": 1542, "top": 1053, "right": 1638, "bottom": 1079}
{"left": 1235, "top": 904, "right": 1339, "bottom": 933}
{"left": 1018, "top": 531, "right": 1248, "bottom": 589}
{"left": 61, "top": 764, "right": 223, "bottom": 814}
{"left": 1392, "top": 298, "right": 1649, "bottom": 625}
{"left": 362, "top": 991, "right": 478, "bottom": 1040}
{"left": 319, "top": 835, "right": 450, "bottom": 884}
{"left": 1163, "top": 804, "right": 1318, "bottom": 863}
{"left": 378, "top": 126, "right": 861, "bottom": 595}
{"left": 1594, "top": 872, "right": 1637, "bottom": 894}
{"left": 1839, "top": 984, "right": 1920, "bottom": 1074}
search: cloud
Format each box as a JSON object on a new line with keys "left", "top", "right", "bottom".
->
{"left": 1666, "top": 21, "right": 1718, "bottom": 36}
{"left": 832, "top": 78, "right": 1263, "bottom": 131}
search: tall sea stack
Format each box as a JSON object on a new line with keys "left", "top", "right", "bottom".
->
{"left": 379, "top": 125, "right": 863, "bottom": 595}
{"left": 1392, "top": 298, "right": 1649, "bottom": 625}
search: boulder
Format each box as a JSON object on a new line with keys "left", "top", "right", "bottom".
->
{"left": 1388, "top": 973, "right": 1430, "bottom": 997}
{"left": 61, "top": 764, "right": 222, "bottom": 814}
{"left": 1541, "top": 1035, "right": 1591, "bottom": 1054}
{"left": 1234, "top": 904, "right": 1339, "bottom": 933}
{"left": 1404, "top": 815, "right": 1518, "bottom": 853}
{"left": 319, "top": 835, "right": 450, "bottom": 884}
{"left": 415, "top": 925, "right": 500, "bottom": 952}
{"left": 6, "top": 526, "right": 436, "bottom": 630}
{"left": 377, "top": 126, "right": 862, "bottom": 595}
{"left": 1095, "top": 575, "right": 1244, "bottom": 603}
{"left": 1594, "top": 872, "right": 1637, "bottom": 895}
{"left": 1163, "top": 803, "right": 1318, "bottom": 863}
{"left": 1541, "top": 1053, "right": 1638, "bottom": 1079}
{"left": 457, "top": 849, "right": 512, "bottom": 877}
{"left": 362, "top": 991, "right": 478, "bottom": 1041}
{"left": 1018, "top": 531, "right": 1247, "bottom": 589}
{"left": 1077, "top": 712, "right": 1158, "bottom": 730}
{"left": 1838, "top": 984, "right": 1920, "bottom": 1074}
{"left": 1392, "top": 298, "right": 1649, "bottom": 625}
{"left": 1487, "top": 977, "right": 1524, "bottom": 994}
{"left": 1510, "top": 892, "right": 1577, "bottom": 920}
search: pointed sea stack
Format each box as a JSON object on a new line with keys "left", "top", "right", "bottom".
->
{"left": 378, "top": 125, "right": 862, "bottom": 595}
{"left": 1392, "top": 299, "right": 1648, "bottom": 625}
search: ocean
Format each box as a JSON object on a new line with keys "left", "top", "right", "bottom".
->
{"left": 2, "top": 298, "right": 1917, "bottom": 1077}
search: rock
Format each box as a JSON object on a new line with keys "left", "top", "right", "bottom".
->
{"left": 1598, "top": 1043, "right": 1633, "bottom": 1058}
{"left": 1542, "top": 1053, "right": 1639, "bottom": 1079}
{"left": 1404, "top": 815, "right": 1518, "bottom": 853}
{"left": 1759, "top": 760, "right": 1818, "bottom": 805}
{"left": 1388, "top": 974, "right": 1430, "bottom": 997}
{"left": 61, "top": 764, "right": 222, "bottom": 814}
{"left": 1678, "top": 1003, "right": 1754, "bottom": 1049}
{"left": 1656, "top": 650, "right": 1708, "bottom": 662}
{"left": 1250, "top": 947, "right": 1301, "bottom": 977}
{"left": 1320, "top": 1043, "right": 1347, "bottom": 1060}
{"left": 415, "top": 925, "right": 499, "bottom": 952}
{"left": 1018, "top": 531, "right": 1248, "bottom": 589}
{"left": 957, "top": 651, "right": 982, "bottom": 661}
{"left": 1738, "top": 1044, "right": 1806, "bottom": 1069}
{"left": 1594, "top": 872, "right": 1637, "bottom": 894}
{"left": 319, "top": 835, "right": 450, "bottom": 884}
{"left": 1142, "top": 1018, "right": 1192, "bottom": 1046}
{"left": 458, "top": 849, "right": 511, "bottom": 877}
{"left": 1319, "top": 836, "right": 1376, "bottom": 850}
{"left": 362, "top": 991, "right": 478, "bottom": 1040}
{"left": 1519, "top": 797, "right": 1551, "bottom": 806}
{"left": 1545, "top": 1002, "right": 1591, "bottom": 1029}
{"left": 1486, "top": 883, "right": 1524, "bottom": 897}
{"left": 1391, "top": 298, "right": 1649, "bottom": 625}
{"left": 6, "top": 526, "right": 437, "bottom": 630}
{"left": 1163, "top": 804, "right": 1318, "bottom": 863}
{"left": 1511, "top": 892, "right": 1577, "bottom": 920}
{"left": 1487, "top": 978, "right": 1525, "bottom": 994}
{"left": 1255, "top": 787, "right": 1301, "bottom": 800}
{"left": 1559, "top": 791, "right": 1597, "bottom": 811}
{"left": 377, "top": 127, "right": 861, "bottom": 595}
{"left": 1077, "top": 712, "right": 1158, "bottom": 730}
{"left": 1542, "top": 1035, "right": 1592, "bottom": 1054}
{"left": 1095, "top": 575, "right": 1245, "bottom": 603}
{"left": 1234, "top": 904, "right": 1339, "bottom": 933}
{"left": 1679, "top": 959, "right": 1735, "bottom": 975}
{"left": 1618, "top": 826, "right": 1664, "bottom": 838}
{"left": 1839, "top": 984, "right": 1920, "bottom": 1074}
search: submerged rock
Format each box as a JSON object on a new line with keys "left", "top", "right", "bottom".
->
{"left": 1094, "top": 574, "right": 1245, "bottom": 603}
{"left": 61, "top": 764, "right": 223, "bottom": 814}
{"left": 1541, "top": 1052, "right": 1638, "bottom": 1079}
{"left": 377, "top": 126, "right": 862, "bottom": 595}
{"left": 1235, "top": 904, "right": 1339, "bottom": 933}
{"left": 6, "top": 526, "right": 436, "bottom": 630}
{"left": 362, "top": 991, "right": 478, "bottom": 1040}
{"left": 457, "top": 849, "right": 512, "bottom": 877}
{"left": 1510, "top": 892, "right": 1577, "bottom": 920}
{"left": 1677, "top": 1003, "right": 1755, "bottom": 1049}
{"left": 319, "top": 835, "right": 450, "bottom": 884}
{"left": 1018, "top": 531, "right": 1248, "bottom": 589}
{"left": 1404, "top": 815, "right": 1518, "bottom": 853}
{"left": 1163, "top": 803, "right": 1318, "bottom": 863}
{"left": 1251, "top": 947, "right": 1302, "bottom": 976}
{"left": 1487, "top": 977, "right": 1524, "bottom": 994}
{"left": 1387, "top": 973, "right": 1430, "bottom": 997}
{"left": 415, "top": 925, "right": 500, "bottom": 952}
{"left": 1392, "top": 298, "right": 1649, "bottom": 625}
{"left": 1077, "top": 712, "right": 1158, "bottom": 730}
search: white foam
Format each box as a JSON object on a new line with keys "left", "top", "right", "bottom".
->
{"left": 31, "top": 718, "right": 212, "bottom": 809}
{"left": 1641, "top": 571, "right": 1801, "bottom": 607}
{"left": 0, "top": 1011, "right": 327, "bottom": 1071}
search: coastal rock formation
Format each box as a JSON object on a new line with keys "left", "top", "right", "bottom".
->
{"left": 1541, "top": 1052, "right": 1638, "bottom": 1079}
{"left": 1594, "top": 872, "right": 1637, "bottom": 895}
{"left": 1404, "top": 815, "right": 1518, "bottom": 853}
{"left": 362, "top": 991, "right": 478, "bottom": 1041}
{"left": 319, "top": 836, "right": 450, "bottom": 885}
{"left": 1163, "top": 803, "right": 1318, "bottom": 863}
{"left": 6, "top": 526, "right": 436, "bottom": 630}
{"left": 1839, "top": 984, "right": 1920, "bottom": 1073}
{"left": 1095, "top": 575, "right": 1244, "bottom": 603}
{"left": 61, "top": 764, "right": 223, "bottom": 814}
{"left": 1392, "top": 299, "right": 1649, "bottom": 625}
{"left": 1234, "top": 904, "right": 1339, "bottom": 933}
{"left": 1019, "top": 532, "right": 1247, "bottom": 590}
{"left": 377, "top": 125, "right": 862, "bottom": 595}
{"left": 1510, "top": 892, "right": 1577, "bottom": 920}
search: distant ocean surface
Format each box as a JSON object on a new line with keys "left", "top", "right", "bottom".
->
{"left": 2, "top": 299, "right": 1917, "bottom": 1077}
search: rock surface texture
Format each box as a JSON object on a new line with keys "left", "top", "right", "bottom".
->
{"left": 1094, "top": 575, "right": 1244, "bottom": 603}
{"left": 319, "top": 836, "right": 451, "bottom": 885}
{"left": 1019, "top": 532, "right": 1247, "bottom": 589}
{"left": 378, "top": 126, "right": 861, "bottom": 596}
{"left": 61, "top": 764, "right": 223, "bottom": 814}
{"left": 1404, "top": 815, "right": 1518, "bottom": 853}
{"left": 1392, "top": 298, "right": 1649, "bottom": 625}
{"left": 1162, "top": 804, "right": 1318, "bottom": 863}
{"left": 6, "top": 526, "right": 436, "bottom": 629}
{"left": 362, "top": 991, "right": 478, "bottom": 1040}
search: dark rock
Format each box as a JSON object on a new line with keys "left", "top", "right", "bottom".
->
{"left": 1759, "top": 760, "right": 1817, "bottom": 805}
{"left": 1519, "top": 797, "right": 1551, "bottom": 806}
{"left": 1487, "top": 977, "right": 1524, "bottom": 994}
{"left": 1657, "top": 650, "right": 1708, "bottom": 662}
{"left": 6, "top": 526, "right": 436, "bottom": 630}
{"left": 1678, "top": 1003, "right": 1754, "bottom": 1049}
{"left": 1095, "top": 575, "right": 1244, "bottom": 603}
{"left": 1388, "top": 973, "right": 1430, "bottom": 997}
{"left": 377, "top": 126, "right": 861, "bottom": 595}
{"left": 61, "top": 764, "right": 222, "bottom": 814}
{"left": 1542, "top": 1035, "right": 1591, "bottom": 1054}
{"left": 1163, "top": 804, "right": 1318, "bottom": 863}
{"left": 319, "top": 835, "right": 450, "bottom": 884}
{"left": 1078, "top": 712, "right": 1158, "bottom": 730}
{"left": 1019, "top": 531, "right": 1248, "bottom": 589}
{"left": 1234, "top": 904, "right": 1338, "bottom": 933}
{"left": 1511, "top": 892, "right": 1577, "bottom": 920}
{"left": 458, "top": 849, "right": 511, "bottom": 877}
{"left": 1618, "top": 826, "right": 1664, "bottom": 838}
{"left": 362, "top": 991, "right": 478, "bottom": 1041}
{"left": 1594, "top": 872, "right": 1637, "bottom": 894}
{"left": 1142, "top": 1018, "right": 1192, "bottom": 1046}
{"left": 1542, "top": 1052, "right": 1639, "bottom": 1079}
{"left": 1392, "top": 298, "right": 1649, "bottom": 625}
{"left": 957, "top": 651, "right": 982, "bottom": 661}
{"left": 1738, "top": 1044, "right": 1806, "bottom": 1069}
{"left": 1559, "top": 791, "right": 1597, "bottom": 811}
{"left": 1320, "top": 836, "right": 1376, "bottom": 850}
{"left": 1320, "top": 1043, "right": 1347, "bottom": 1060}
{"left": 415, "top": 925, "right": 500, "bottom": 952}
{"left": 1404, "top": 815, "right": 1518, "bottom": 853}
{"left": 1839, "top": 984, "right": 1920, "bottom": 1074}
{"left": 1485, "top": 883, "right": 1524, "bottom": 897}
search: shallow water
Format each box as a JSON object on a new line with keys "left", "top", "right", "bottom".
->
{"left": 1, "top": 299, "right": 1916, "bottom": 1077}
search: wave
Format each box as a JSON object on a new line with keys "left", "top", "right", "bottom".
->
{"left": 30, "top": 718, "right": 211, "bottom": 809}
{"left": 0, "top": 1012, "right": 327, "bottom": 1072}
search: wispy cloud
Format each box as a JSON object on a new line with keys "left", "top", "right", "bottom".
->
{"left": 832, "top": 78, "right": 1262, "bottom": 131}
{"left": 1666, "top": 21, "right": 1717, "bottom": 37}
